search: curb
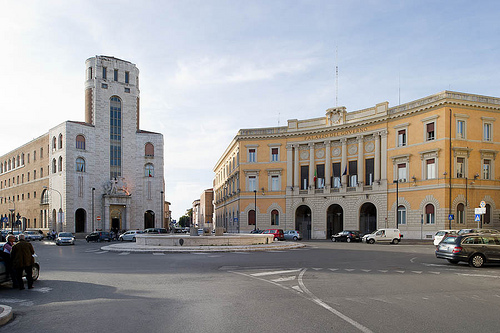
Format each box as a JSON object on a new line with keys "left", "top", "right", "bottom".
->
{"left": 0, "top": 305, "right": 13, "bottom": 326}
{"left": 101, "top": 242, "right": 307, "bottom": 253}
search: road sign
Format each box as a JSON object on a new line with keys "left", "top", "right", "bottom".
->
{"left": 480, "top": 201, "right": 486, "bottom": 208}
{"left": 475, "top": 214, "right": 481, "bottom": 222}
{"left": 448, "top": 214, "right": 454, "bottom": 220}
{"left": 97, "top": 216, "right": 101, "bottom": 221}
{"left": 475, "top": 208, "right": 486, "bottom": 215}
{"left": 0, "top": 217, "right": 7, "bottom": 223}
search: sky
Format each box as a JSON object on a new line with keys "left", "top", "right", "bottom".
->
{"left": 1, "top": 0, "right": 500, "bottom": 220}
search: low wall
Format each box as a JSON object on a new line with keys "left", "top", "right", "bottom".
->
{"left": 135, "top": 234, "right": 275, "bottom": 247}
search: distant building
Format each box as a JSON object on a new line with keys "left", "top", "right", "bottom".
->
{"left": 214, "top": 91, "right": 500, "bottom": 239}
{"left": 164, "top": 201, "right": 172, "bottom": 229}
{"left": 199, "top": 188, "right": 214, "bottom": 229}
{"left": 0, "top": 56, "right": 165, "bottom": 233}
{"left": 192, "top": 199, "right": 200, "bottom": 228}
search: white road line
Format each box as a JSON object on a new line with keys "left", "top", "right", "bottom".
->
{"left": 410, "top": 257, "right": 417, "bottom": 263}
{"left": 251, "top": 269, "right": 302, "bottom": 277}
{"left": 412, "top": 271, "right": 422, "bottom": 274}
{"left": 396, "top": 271, "right": 405, "bottom": 274}
{"left": 31, "top": 287, "right": 52, "bottom": 293}
{"left": 361, "top": 269, "right": 371, "bottom": 273}
{"left": 312, "top": 268, "right": 323, "bottom": 271}
{"left": 344, "top": 269, "right": 355, "bottom": 272}
{"left": 292, "top": 285, "right": 303, "bottom": 293}
{"left": 378, "top": 270, "right": 388, "bottom": 273}
{"left": 272, "top": 276, "right": 296, "bottom": 283}
{"left": 118, "top": 252, "right": 130, "bottom": 255}
{"left": 298, "top": 269, "right": 374, "bottom": 333}
{"left": 192, "top": 253, "right": 209, "bottom": 255}
{"left": 232, "top": 252, "right": 250, "bottom": 254}
{"left": 94, "top": 251, "right": 109, "bottom": 254}
{"left": 208, "top": 255, "right": 222, "bottom": 258}
{"left": 457, "top": 273, "right": 500, "bottom": 278}
{"left": 153, "top": 252, "right": 165, "bottom": 256}
{"left": 429, "top": 271, "right": 440, "bottom": 274}
{"left": 329, "top": 268, "right": 339, "bottom": 272}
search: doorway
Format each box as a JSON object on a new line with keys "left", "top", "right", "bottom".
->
{"left": 295, "top": 205, "right": 312, "bottom": 240}
{"left": 326, "top": 204, "right": 343, "bottom": 238}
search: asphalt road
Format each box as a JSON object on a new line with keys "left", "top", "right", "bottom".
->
{"left": 1, "top": 239, "right": 500, "bottom": 333}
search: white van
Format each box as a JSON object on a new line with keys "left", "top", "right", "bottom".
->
{"left": 362, "top": 229, "right": 402, "bottom": 244}
{"left": 433, "top": 230, "right": 458, "bottom": 246}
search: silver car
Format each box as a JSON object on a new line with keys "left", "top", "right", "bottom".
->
{"left": 55, "top": 232, "right": 75, "bottom": 245}
{"left": 284, "top": 230, "right": 303, "bottom": 241}
{"left": 0, "top": 244, "right": 40, "bottom": 283}
{"left": 24, "top": 231, "right": 44, "bottom": 241}
{"left": 119, "top": 230, "right": 144, "bottom": 242}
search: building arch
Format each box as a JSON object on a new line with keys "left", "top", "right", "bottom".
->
{"left": 144, "top": 210, "right": 155, "bottom": 229}
{"left": 75, "top": 208, "right": 86, "bottom": 233}
{"left": 359, "top": 202, "right": 377, "bottom": 234}
{"left": 326, "top": 204, "right": 343, "bottom": 238}
{"left": 76, "top": 134, "right": 86, "bottom": 149}
{"left": 295, "top": 205, "right": 312, "bottom": 240}
{"left": 145, "top": 142, "right": 154, "bottom": 157}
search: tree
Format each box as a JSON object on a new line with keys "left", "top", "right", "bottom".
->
{"left": 178, "top": 208, "right": 193, "bottom": 227}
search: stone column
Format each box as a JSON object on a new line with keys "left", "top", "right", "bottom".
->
{"left": 125, "top": 204, "right": 131, "bottom": 230}
{"left": 374, "top": 133, "right": 381, "bottom": 183}
{"left": 325, "top": 140, "right": 331, "bottom": 189}
{"left": 341, "top": 138, "right": 347, "bottom": 186}
{"left": 357, "top": 135, "right": 364, "bottom": 187}
{"left": 286, "top": 144, "right": 293, "bottom": 189}
{"left": 293, "top": 144, "right": 300, "bottom": 191}
{"left": 380, "top": 130, "right": 388, "bottom": 183}
{"left": 309, "top": 143, "right": 315, "bottom": 189}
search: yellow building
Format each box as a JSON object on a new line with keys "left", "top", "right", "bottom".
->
{"left": 214, "top": 91, "right": 500, "bottom": 239}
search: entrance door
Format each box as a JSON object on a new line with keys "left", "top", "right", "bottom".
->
{"left": 359, "top": 203, "right": 377, "bottom": 234}
{"left": 295, "top": 205, "right": 312, "bottom": 240}
{"left": 327, "top": 204, "right": 343, "bottom": 238}
{"left": 144, "top": 210, "right": 155, "bottom": 229}
{"left": 75, "top": 208, "right": 86, "bottom": 233}
{"left": 111, "top": 218, "right": 120, "bottom": 231}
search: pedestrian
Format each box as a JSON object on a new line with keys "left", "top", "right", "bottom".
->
{"left": 1, "top": 235, "right": 17, "bottom": 288}
{"left": 11, "top": 234, "right": 35, "bottom": 290}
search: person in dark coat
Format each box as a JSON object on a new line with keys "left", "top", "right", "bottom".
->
{"left": 11, "top": 234, "right": 35, "bottom": 290}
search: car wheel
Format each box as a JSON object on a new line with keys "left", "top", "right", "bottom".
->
{"left": 447, "top": 259, "right": 459, "bottom": 264}
{"left": 392, "top": 239, "right": 399, "bottom": 245}
{"left": 86, "top": 239, "right": 89, "bottom": 243}
{"left": 368, "top": 239, "right": 375, "bottom": 244}
{"left": 293, "top": 236, "right": 298, "bottom": 241}
{"left": 331, "top": 237, "right": 336, "bottom": 242}
{"left": 132, "top": 237, "right": 136, "bottom": 242}
{"left": 346, "top": 238, "right": 351, "bottom": 243}
{"left": 120, "top": 238, "right": 124, "bottom": 242}
{"left": 469, "top": 254, "right": 485, "bottom": 268}
{"left": 32, "top": 264, "right": 40, "bottom": 281}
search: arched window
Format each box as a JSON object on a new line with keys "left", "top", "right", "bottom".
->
{"left": 76, "top": 157, "right": 85, "bottom": 172}
{"left": 485, "top": 204, "right": 491, "bottom": 224}
{"left": 52, "top": 137, "right": 57, "bottom": 150}
{"left": 41, "top": 190, "right": 49, "bottom": 205}
{"left": 58, "top": 134, "right": 63, "bottom": 149}
{"left": 425, "top": 204, "right": 435, "bottom": 224}
{"left": 52, "top": 159, "right": 57, "bottom": 173}
{"left": 145, "top": 163, "right": 154, "bottom": 177}
{"left": 248, "top": 210, "right": 256, "bottom": 226}
{"left": 145, "top": 142, "right": 154, "bottom": 157}
{"left": 271, "top": 209, "right": 279, "bottom": 225}
{"left": 110, "top": 96, "right": 122, "bottom": 179}
{"left": 76, "top": 135, "right": 86, "bottom": 150}
{"left": 58, "top": 156, "right": 63, "bottom": 172}
{"left": 397, "top": 205, "right": 406, "bottom": 225}
{"left": 457, "top": 203, "right": 465, "bottom": 224}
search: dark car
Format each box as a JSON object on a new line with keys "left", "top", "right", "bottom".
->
{"left": 85, "top": 231, "right": 111, "bottom": 242}
{"left": 435, "top": 233, "right": 500, "bottom": 268}
{"left": 331, "top": 230, "right": 361, "bottom": 242}
{"left": 144, "top": 228, "right": 168, "bottom": 234}
{"left": 262, "top": 229, "right": 284, "bottom": 241}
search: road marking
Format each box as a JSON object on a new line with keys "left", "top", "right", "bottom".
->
{"left": 344, "top": 269, "right": 355, "bottom": 272}
{"left": 410, "top": 257, "right": 417, "bottom": 263}
{"left": 457, "top": 273, "right": 500, "bottom": 279}
{"left": 312, "top": 268, "right": 323, "bottom": 271}
{"left": 251, "top": 269, "right": 302, "bottom": 277}
{"left": 208, "top": 255, "right": 222, "bottom": 258}
{"left": 272, "top": 276, "right": 296, "bottom": 283}
{"left": 298, "top": 269, "right": 374, "bottom": 333}
{"left": 429, "top": 271, "right": 440, "bottom": 274}
{"left": 361, "top": 269, "right": 371, "bottom": 272}
{"left": 118, "top": 252, "right": 130, "bottom": 255}
{"left": 31, "top": 287, "right": 52, "bottom": 293}
{"left": 292, "top": 285, "right": 303, "bottom": 293}
{"left": 328, "top": 268, "right": 339, "bottom": 272}
{"left": 411, "top": 271, "right": 422, "bottom": 274}
{"left": 192, "top": 253, "right": 209, "bottom": 255}
{"left": 232, "top": 252, "right": 250, "bottom": 254}
{"left": 85, "top": 249, "right": 101, "bottom": 253}
{"left": 152, "top": 252, "right": 165, "bottom": 256}
{"left": 378, "top": 270, "right": 388, "bottom": 273}
{"left": 94, "top": 251, "right": 109, "bottom": 254}
{"left": 396, "top": 271, "right": 405, "bottom": 274}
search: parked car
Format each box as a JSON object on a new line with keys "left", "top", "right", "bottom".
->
{"left": 86, "top": 231, "right": 111, "bottom": 242}
{"left": 458, "top": 228, "right": 500, "bottom": 235}
{"left": 0, "top": 244, "right": 40, "bottom": 283}
{"left": 144, "top": 228, "right": 168, "bottom": 234}
{"left": 24, "top": 231, "right": 44, "bottom": 241}
{"left": 331, "top": 230, "right": 361, "bottom": 243}
{"left": 119, "top": 230, "right": 144, "bottom": 242}
{"left": 250, "top": 229, "right": 263, "bottom": 234}
{"left": 56, "top": 232, "right": 75, "bottom": 246}
{"left": 435, "top": 233, "right": 500, "bottom": 267}
{"left": 262, "top": 229, "right": 285, "bottom": 241}
{"left": 284, "top": 230, "right": 302, "bottom": 241}
{"left": 433, "top": 230, "right": 458, "bottom": 246}
{"left": 362, "top": 229, "right": 402, "bottom": 244}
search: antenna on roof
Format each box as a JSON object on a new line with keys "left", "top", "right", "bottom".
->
{"left": 335, "top": 46, "right": 339, "bottom": 107}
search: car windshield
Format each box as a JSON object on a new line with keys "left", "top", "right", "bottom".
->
{"left": 59, "top": 233, "right": 73, "bottom": 237}
{"left": 435, "top": 231, "right": 447, "bottom": 236}
{"left": 441, "top": 235, "right": 459, "bottom": 244}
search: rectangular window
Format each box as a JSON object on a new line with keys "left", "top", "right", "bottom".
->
{"left": 426, "top": 122, "right": 435, "bottom": 141}
{"left": 483, "top": 159, "right": 491, "bottom": 180}
{"left": 398, "top": 129, "right": 406, "bottom": 147}
{"left": 271, "top": 175, "right": 279, "bottom": 191}
{"left": 316, "top": 164, "right": 325, "bottom": 188}
{"left": 426, "top": 159, "right": 436, "bottom": 179}
{"left": 365, "top": 158, "right": 374, "bottom": 185}
{"left": 103, "top": 67, "right": 107, "bottom": 79}
{"left": 332, "top": 162, "right": 341, "bottom": 188}
{"left": 102, "top": 83, "right": 108, "bottom": 89}
{"left": 397, "top": 207, "right": 407, "bottom": 225}
{"left": 88, "top": 67, "right": 93, "bottom": 80}
{"left": 397, "top": 163, "right": 407, "bottom": 182}
{"left": 457, "top": 157, "right": 465, "bottom": 178}
{"left": 271, "top": 148, "right": 279, "bottom": 162}
{"left": 124, "top": 87, "right": 130, "bottom": 93}
{"left": 125, "top": 71, "right": 129, "bottom": 84}
{"left": 248, "top": 149, "right": 256, "bottom": 163}
{"left": 348, "top": 161, "right": 357, "bottom": 187}
{"left": 114, "top": 69, "right": 118, "bottom": 81}
{"left": 300, "top": 165, "right": 309, "bottom": 190}
{"left": 457, "top": 120, "right": 465, "bottom": 139}
{"left": 484, "top": 123, "right": 492, "bottom": 141}
{"left": 248, "top": 176, "right": 256, "bottom": 192}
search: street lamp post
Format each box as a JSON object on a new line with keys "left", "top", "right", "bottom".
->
{"left": 0, "top": 197, "right": 16, "bottom": 233}
{"left": 393, "top": 179, "right": 399, "bottom": 229}
{"left": 253, "top": 189, "right": 257, "bottom": 231}
{"left": 43, "top": 186, "right": 63, "bottom": 232}
{"left": 92, "top": 187, "right": 95, "bottom": 232}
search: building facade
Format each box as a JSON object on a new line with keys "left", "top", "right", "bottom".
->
{"left": 0, "top": 56, "right": 164, "bottom": 233}
{"left": 199, "top": 188, "right": 214, "bottom": 230}
{"left": 214, "top": 91, "right": 500, "bottom": 239}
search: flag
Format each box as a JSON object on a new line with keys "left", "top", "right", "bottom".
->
{"left": 313, "top": 169, "right": 317, "bottom": 183}
{"left": 342, "top": 166, "right": 347, "bottom": 176}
